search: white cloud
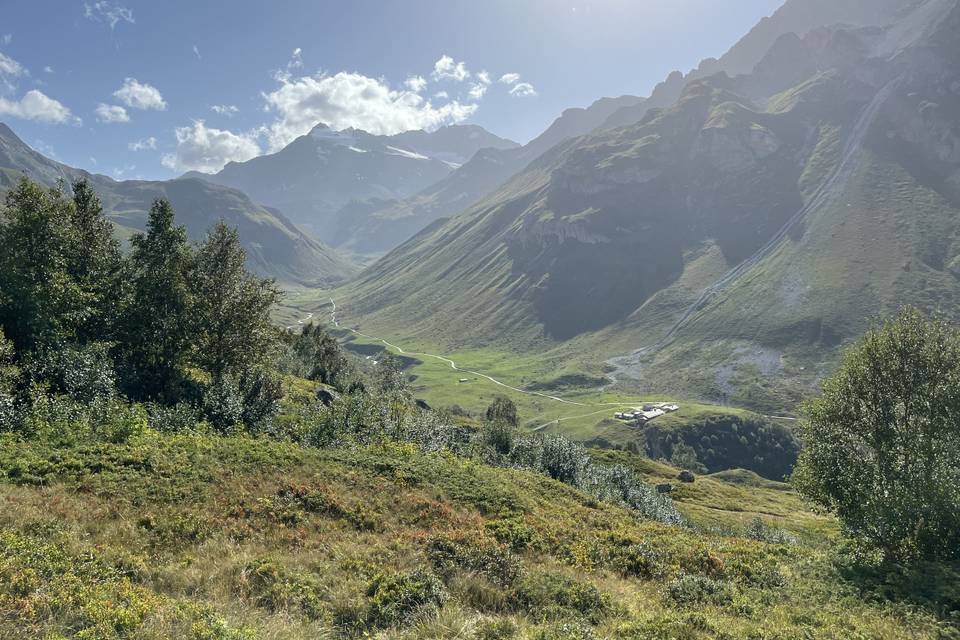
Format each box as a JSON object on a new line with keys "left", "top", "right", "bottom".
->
{"left": 211, "top": 104, "right": 239, "bottom": 116}
{"left": 95, "top": 102, "right": 129, "bottom": 123}
{"left": 432, "top": 55, "right": 470, "bottom": 82}
{"left": 499, "top": 73, "right": 521, "bottom": 85}
{"left": 288, "top": 47, "right": 303, "bottom": 70}
{"left": 1, "top": 34, "right": 11, "bottom": 46}
{"left": 434, "top": 91, "right": 449, "bottom": 99}
{"left": 405, "top": 75, "right": 427, "bottom": 93}
{"left": 509, "top": 82, "right": 538, "bottom": 97}
{"left": 83, "top": 1, "right": 134, "bottom": 30}
{"left": 0, "top": 52, "right": 26, "bottom": 78}
{"left": 113, "top": 78, "right": 166, "bottom": 110}
{"left": 0, "top": 90, "right": 80, "bottom": 125}
{"left": 161, "top": 120, "right": 260, "bottom": 173}
{"left": 43, "top": 66, "right": 54, "bottom": 74}
{"left": 128, "top": 136, "right": 156, "bottom": 151}
{"left": 468, "top": 69, "right": 491, "bottom": 100}
{"left": 193, "top": 45, "right": 201, "bottom": 60}
{"left": 261, "top": 71, "right": 477, "bottom": 151}
{"left": 111, "top": 164, "right": 136, "bottom": 179}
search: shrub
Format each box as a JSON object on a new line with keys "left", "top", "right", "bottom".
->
{"left": 485, "top": 517, "right": 540, "bottom": 552}
{"left": 365, "top": 569, "right": 448, "bottom": 628}
{"left": 236, "top": 558, "right": 324, "bottom": 619}
{"left": 745, "top": 516, "right": 798, "bottom": 546}
{"left": 202, "top": 375, "right": 244, "bottom": 433}
{"left": 148, "top": 402, "right": 201, "bottom": 433}
{"left": 427, "top": 534, "right": 523, "bottom": 586}
{"left": 513, "top": 573, "right": 612, "bottom": 624}
{"left": 24, "top": 342, "right": 117, "bottom": 403}
{"left": 663, "top": 574, "right": 733, "bottom": 608}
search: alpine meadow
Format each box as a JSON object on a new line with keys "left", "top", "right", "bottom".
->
{"left": 0, "top": 1, "right": 959, "bottom": 638}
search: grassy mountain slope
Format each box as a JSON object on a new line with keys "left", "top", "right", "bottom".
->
{"left": 2, "top": 431, "right": 954, "bottom": 639}
{"left": 331, "top": 0, "right": 960, "bottom": 412}
{"left": 331, "top": 95, "right": 646, "bottom": 257}
{"left": 0, "top": 123, "right": 356, "bottom": 287}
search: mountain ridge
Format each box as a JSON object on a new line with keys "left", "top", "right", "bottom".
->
{"left": 0, "top": 123, "right": 356, "bottom": 286}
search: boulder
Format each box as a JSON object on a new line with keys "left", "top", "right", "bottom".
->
{"left": 656, "top": 483, "right": 674, "bottom": 494}
{"left": 316, "top": 387, "right": 341, "bottom": 407}
{"left": 414, "top": 398, "right": 431, "bottom": 411}
{"left": 678, "top": 470, "right": 696, "bottom": 483}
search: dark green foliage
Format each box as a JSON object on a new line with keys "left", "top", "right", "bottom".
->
{"left": 375, "top": 351, "right": 410, "bottom": 399}
{"left": 65, "top": 179, "right": 124, "bottom": 343}
{"left": 486, "top": 395, "right": 519, "bottom": 427}
{"left": 364, "top": 569, "right": 448, "bottom": 628}
{"left": 663, "top": 574, "right": 733, "bottom": 608}
{"left": 118, "top": 199, "right": 193, "bottom": 401}
{"left": 284, "top": 321, "right": 350, "bottom": 387}
{"left": 190, "top": 222, "right": 281, "bottom": 379}
{"left": 22, "top": 342, "right": 117, "bottom": 403}
{"left": 427, "top": 535, "right": 523, "bottom": 586}
{"left": 645, "top": 414, "right": 799, "bottom": 480}
{"left": 793, "top": 308, "right": 960, "bottom": 561}
{"left": 0, "top": 179, "right": 87, "bottom": 352}
{"left": 0, "top": 329, "right": 19, "bottom": 429}
{"left": 513, "top": 573, "right": 612, "bottom": 624}
{"left": 669, "top": 442, "right": 707, "bottom": 474}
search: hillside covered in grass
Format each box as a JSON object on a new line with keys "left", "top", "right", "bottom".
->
{"left": 3, "top": 425, "right": 958, "bottom": 639}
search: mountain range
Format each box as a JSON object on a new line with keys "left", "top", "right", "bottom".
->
{"left": 187, "top": 123, "right": 519, "bottom": 248}
{"left": 335, "top": 0, "right": 960, "bottom": 411}
{"left": 0, "top": 123, "right": 356, "bottom": 286}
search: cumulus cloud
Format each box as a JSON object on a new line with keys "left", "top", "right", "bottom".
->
{"left": 261, "top": 72, "right": 477, "bottom": 151}
{"left": 432, "top": 55, "right": 470, "bottom": 82}
{"left": 128, "top": 136, "right": 156, "bottom": 151}
{"left": 113, "top": 78, "right": 166, "bottom": 110}
{"left": 95, "top": 102, "right": 129, "bottom": 123}
{"left": 0, "top": 90, "right": 80, "bottom": 125}
{"left": 508, "top": 82, "right": 538, "bottom": 97}
{"left": 83, "top": 1, "right": 134, "bottom": 30}
{"left": 468, "top": 70, "right": 491, "bottom": 100}
{"left": 499, "top": 73, "right": 521, "bottom": 85}
{"left": 211, "top": 104, "right": 239, "bottom": 116}
{"left": 405, "top": 75, "right": 427, "bottom": 93}
{"left": 161, "top": 120, "right": 260, "bottom": 173}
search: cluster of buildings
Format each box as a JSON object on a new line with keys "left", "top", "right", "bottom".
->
{"left": 615, "top": 403, "right": 680, "bottom": 425}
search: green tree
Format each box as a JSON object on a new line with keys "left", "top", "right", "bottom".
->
{"left": 0, "top": 179, "right": 86, "bottom": 352}
{"left": 375, "top": 352, "right": 410, "bottom": 399}
{"left": 290, "top": 322, "right": 349, "bottom": 387}
{"left": 189, "top": 222, "right": 281, "bottom": 379}
{"left": 485, "top": 395, "right": 518, "bottom": 427}
{"left": 66, "top": 179, "right": 124, "bottom": 342}
{"left": 118, "top": 199, "right": 193, "bottom": 401}
{"left": 793, "top": 308, "right": 960, "bottom": 561}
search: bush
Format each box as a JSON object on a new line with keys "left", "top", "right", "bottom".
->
{"left": 427, "top": 535, "right": 523, "bottom": 586}
{"left": 365, "top": 569, "right": 447, "bottom": 628}
{"left": 513, "top": 573, "right": 612, "bottom": 624}
{"left": 486, "top": 395, "right": 518, "bottom": 427}
{"left": 745, "top": 516, "right": 798, "bottom": 546}
{"left": 202, "top": 375, "right": 244, "bottom": 433}
{"left": 148, "top": 402, "right": 201, "bottom": 433}
{"left": 663, "top": 574, "right": 733, "bottom": 608}
{"left": 237, "top": 558, "right": 324, "bottom": 619}
{"left": 24, "top": 342, "right": 117, "bottom": 403}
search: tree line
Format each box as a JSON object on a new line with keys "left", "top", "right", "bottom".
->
{"left": 0, "top": 176, "right": 352, "bottom": 433}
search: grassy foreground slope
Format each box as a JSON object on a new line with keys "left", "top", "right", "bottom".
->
{"left": 0, "top": 431, "right": 955, "bottom": 639}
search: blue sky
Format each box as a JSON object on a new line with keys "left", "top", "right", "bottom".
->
{"left": 0, "top": 1, "right": 783, "bottom": 180}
